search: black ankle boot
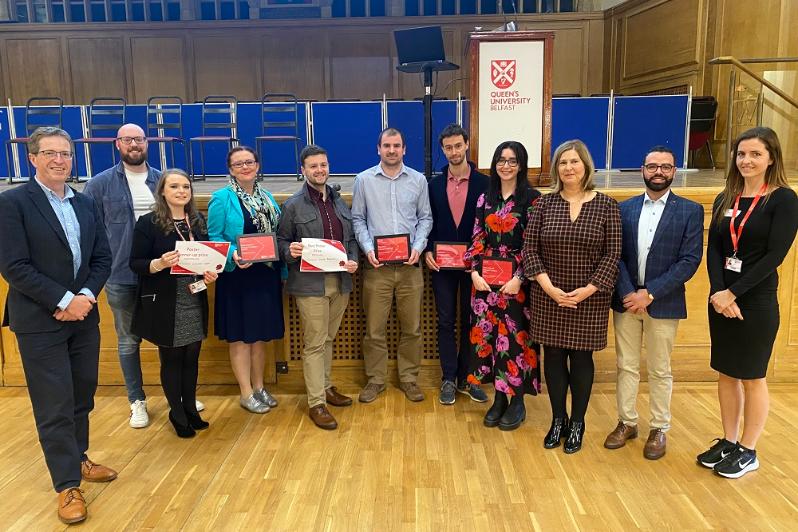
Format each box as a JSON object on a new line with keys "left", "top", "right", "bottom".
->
{"left": 169, "top": 412, "right": 196, "bottom": 439}
{"left": 499, "top": 396, "right": 526, "bottom": 431}
{"left": 564, "top": 421, "right": 585, "bottom": 454}
{"left": 483, "top": 393, "right": 509, "bottom": 427}
{"left": 185, "top": 410, "right": 209, "bottom": 431}
{"left": 543, "top": 416, "right": 570, "bottom": 449}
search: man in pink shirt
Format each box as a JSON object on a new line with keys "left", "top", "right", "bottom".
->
{"left": 424, "top": 124, "right": 490, "bottom": 405}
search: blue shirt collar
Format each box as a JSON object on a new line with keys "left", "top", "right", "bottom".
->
{"left": 34, "top": 175, "right": 74, "bottom": 200}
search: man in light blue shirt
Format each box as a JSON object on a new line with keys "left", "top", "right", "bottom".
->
{"left": 0, "top": 127, "right": 115, "bottom": 523}
{"left": 352, "top": 127, "right": 433, "bottom": 403}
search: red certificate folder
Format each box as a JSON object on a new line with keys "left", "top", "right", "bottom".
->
{"left": 237, "top": 233, "right": 278, "bottom": 263}
{"left": 374, "top": 234, "right": 411, "bottom": 264}
{"left": 480, "top": 257, "right": 514, "bottom": 287}
{"left": 434, "top": 242, "right": 468, "bottom": 270}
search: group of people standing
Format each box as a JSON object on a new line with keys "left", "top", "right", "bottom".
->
{"left": 0, "top": 122, "right": 795, "bottom": 524}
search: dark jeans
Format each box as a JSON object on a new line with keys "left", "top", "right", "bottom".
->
{"left": 430, "top": 269, "right": 472, "bottom": 384}
{"left": 17, "top": 324, "right": 100, "bottom": 492}
{"left": 105, "top": 282, "right": 145, "bottom": 403}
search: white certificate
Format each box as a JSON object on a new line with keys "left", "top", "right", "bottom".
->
{"left": 171, "top": 241, "right": 231, "bottom": 275}
{"left": 300, "top": 238, "right": 348, "bottom": 272}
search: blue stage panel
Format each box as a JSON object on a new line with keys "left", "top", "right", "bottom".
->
{"left": 611, "top": 95, "right": 688, "bottom": 169}
{"left": 185, "top": 103, "right": 231, "bottom": 177}
{"left": 0, "top": 108, "right": 12, "bottom": 179}
{"left": 552, "top": 97, "right": 610, "bottom": 170}
{"left": 385, "top": 100, "right": 459, "bottom": 174}
{"left": 311, "top": 102, "right": 383, "bottom": 175}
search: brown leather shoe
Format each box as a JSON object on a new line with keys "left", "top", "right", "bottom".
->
{"left": 644, "top": 428, "right": 667, "bottom": 460}
{"left": 81, "top": 458, "right": 118, "bottom": 482}
{"left": 399, "top": 381, "right": 425, "bottom": 402}
{"left": 309, "top": 405, "right": 338, "bottom": 430}
{"left": 58, "top": 487, "right": 86, "bottom": 524}
{"left": 603, "top": 420, "right": 638, "bottom": 449}
{"left": 325, "top": 386, "right": 353, "bottom": 407}
{"left": 358, "top": 382, "right": 386, "bottom": 403}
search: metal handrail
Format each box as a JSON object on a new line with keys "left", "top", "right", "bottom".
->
{"left": 716, "top": 57, "right": 798, "bottom": 64}
{"left": 708, "top": 56, "right": 798, "bottom": 109}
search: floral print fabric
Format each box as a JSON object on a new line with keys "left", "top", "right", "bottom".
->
{"left": 463, "top": 191, "right": 541, "bottom": 397}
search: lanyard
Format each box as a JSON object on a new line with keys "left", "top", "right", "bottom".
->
{"left": 729, "top": 183, "right": 767, "bottom": 256}
{"left": 173, "top": 214, "right": 195, "bottom": 242}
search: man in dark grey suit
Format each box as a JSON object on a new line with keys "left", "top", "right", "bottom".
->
{"left": 0, "top": 127, "right": 116, "bottom": 524}
{"left": 604, "top": 145, "right": 703, "bottom": 460}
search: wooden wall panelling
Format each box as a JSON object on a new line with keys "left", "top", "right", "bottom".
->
{"left": 260, "top": 31, "right": 327, "bottom": 101}
{"left": 549, "top": 26, "right": 587, "bottom": 95}
{"left": 192, "top": 34, "right": 259, "bottom": 101}
{"left": 129, "top": 36, "right": 190, "bottom": 103}
{"left": 67, "top": 38, "right": 128, "bottom": 104}
{"left": 329, "top": 32, "right": 393, "bottom": 101}
{"left": 586, "top": 19, "right": 606, "bottom": 96}
{"left": 3, "top": 38, "right": 66, "bottom": 104}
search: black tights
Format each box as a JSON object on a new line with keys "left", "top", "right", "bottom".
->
{"left": 543, "top": 346, "right": 594, "bottom": 423}
{"left": 158, "top": 341, "right": 201, "bottom": 426}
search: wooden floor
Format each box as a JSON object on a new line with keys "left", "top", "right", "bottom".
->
{"left": 1, "top": 383, "right": 797, "bottom": 531}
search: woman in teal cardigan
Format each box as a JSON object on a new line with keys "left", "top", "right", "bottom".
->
{"left": 208, "top": 146, "right": 284, "bottom": 414}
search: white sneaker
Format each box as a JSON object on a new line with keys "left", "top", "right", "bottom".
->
{"left": 129, "top": 399, "right": 149, "bottom": 428}
{"left": 195, "top": 399, "right": 205, "bottom": 412}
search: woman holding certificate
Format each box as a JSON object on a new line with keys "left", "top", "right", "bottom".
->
{"left": 522, "top": 140, "right": 621, "bottom": 454}
{"left": 698, "top": 127, "right": 797, "bottom": 478}
{"left": 463, "top": 141, "right": 541, "bottom": 432}
{"left": 130, "top": 169, "right": 217, "bottom": 438}
{"left": 208, "top": 146, "right": 284, "bottom": 414}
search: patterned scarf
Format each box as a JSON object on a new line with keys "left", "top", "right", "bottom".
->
{"left": 228, "top": 176, "right": 279, "bottom": 233}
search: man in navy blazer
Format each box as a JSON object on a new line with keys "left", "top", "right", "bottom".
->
{"left": 424, "top": 124, "right": 489, "bottom": 405}
{"left": 0, "top": 128, "right": 115, "bottom": 524}
{"left": 604, "top": 145, "right": 703, "bottom": 460}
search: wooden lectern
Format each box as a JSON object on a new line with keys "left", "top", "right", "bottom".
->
{"left": 468, "top": 31, "right": 554, "bottom": 185}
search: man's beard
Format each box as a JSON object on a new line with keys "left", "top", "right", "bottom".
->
{"left": 122, "top": 150, "right": 146, "bottom": 166}
{"left": 644, "top": 175, "right": 672, "bottom": 192}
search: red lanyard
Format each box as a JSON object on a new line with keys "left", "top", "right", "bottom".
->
{"left": 729, "top": 183, "right": 767, "bottom": 256}
{"left": 173, "top": 215, "right": 195, "bottom": 242}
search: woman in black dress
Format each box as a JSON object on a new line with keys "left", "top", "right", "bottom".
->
{"left": 463, "top": 141, "right": 541, "bottom": 431}
{"left": 130, "top": 169, "right": 218, "bottom": 438}
{"left": 698, "top": 127, "right": 798, "bottom": 478}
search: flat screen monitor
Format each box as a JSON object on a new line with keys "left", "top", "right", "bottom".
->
{"left": 394, "top": 26, "right": 446, "bottom": 66}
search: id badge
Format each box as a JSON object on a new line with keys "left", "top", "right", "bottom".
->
{"left": 724, "top": 256, "right": 742, "bottom": 272}
{"left": 188, "top": 280, "right": 207, "bottom": 294}
{"left": 724, "top": 209, "right": 739, "bottom": 218}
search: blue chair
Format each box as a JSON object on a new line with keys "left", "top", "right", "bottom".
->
{"left": 189, "top": 95, "right": 238, "bottom": 181}
{"left": 146, "top": 96, "right": 188, "bottom": 170}
{"left": 74, "top": 97, "right": 127, "bottom": 178}
{"left": 255, "top": 93, "right": 302, "bottom": 181}
{"left": 4, "top": 96, "right": 63, "bottom": 183}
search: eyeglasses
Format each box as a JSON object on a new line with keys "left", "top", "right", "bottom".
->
{"left": 36, "top": 150, "right": 74, "bottom": 160}
{"left": 496, "top": 158, "right": 518, "bottom": 168}
{"left": 116, "top": 136, "right": 147, "bottom": 145}
{"left": 643, "top": 163, "right": 675, "bottom": 173}
{"left": 230, "top": 160, "right": 257, "bottom": 169}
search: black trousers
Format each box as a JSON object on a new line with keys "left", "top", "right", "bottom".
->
{"left": 430, "top": 269, "right": 473, "bottom": 384}
{"left": 16, "top": 323, "right": 100, "bottom": 492}
{"left": 158, "top": 341, "right": 201, "bottom": 426}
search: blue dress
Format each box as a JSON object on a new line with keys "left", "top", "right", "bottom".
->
{"left": 214, "top": 198, "right": 284, "bottom": 343}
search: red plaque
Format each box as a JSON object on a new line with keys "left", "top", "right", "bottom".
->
{"left": 480, "top": 257, "right": 514, "bottom": 287}
{"left": 237, "top": 233, "right": 278, "bottom": 263}
{"left": 374, "top": 234, "right": 411, "bottom": 264}
{"left": 434, "top": 242, "right": 468, "bottom": 270}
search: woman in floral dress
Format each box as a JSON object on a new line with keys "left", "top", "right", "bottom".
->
{"left": 464, "top": 141, "right": 541, "bottom": 431}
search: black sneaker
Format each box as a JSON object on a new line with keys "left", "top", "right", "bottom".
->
{"left": 696, "top": 438, "right": 738, "bottom": 468}
{"left": 457, "top": 382, "right": 489, "bottom": 403}
{"left": 714, "top": 446, "right": 759, "bottom": 479}
{"left": 439, "top": 380, "right": 456, "bottom": 405}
